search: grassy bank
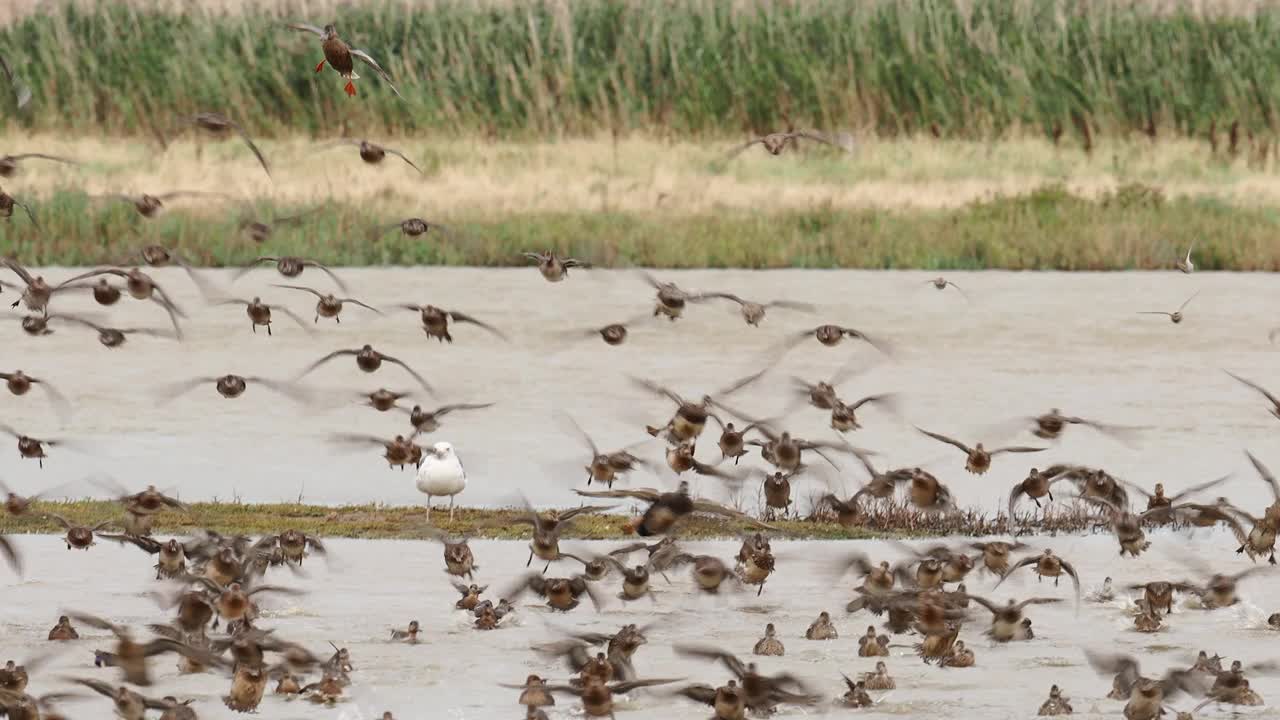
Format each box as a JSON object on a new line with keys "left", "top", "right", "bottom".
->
{"left": 0, "top": 499, "right": 1101, "bottom": 540}
{"left": 3, "top": 0, "right": 1280, "bottom": 142}
{"left": 3, "top": 182, "right": 1280, "bottom": 269}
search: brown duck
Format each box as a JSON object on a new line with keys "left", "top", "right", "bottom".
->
{"left": 369, "top": 216, "right": 448, "bottom": 239}
{"left": 161, "top": 373, "right": 310, "bottom": 403}
{"left": 752, "top": 624, "right": 784, "bottom": 656}
{"left": 1138, "top": 291, "right": 1199, "bottom": 325}
{"left": 674, "top": 645, "right": 822, "bottom": 713}
{"left": 323, "top": 138, "right": 421, "bottom": 172}
{"left": 389, "top": 620, "right": 420, "bottom": 643}
{"left": 54, "top": 312, "right": 179, "bottom": 347}
{"left": 235, "top": 255, "right": 348, "bottom": 291}
{"left": 403, "top": 402, "right": 495, "bottom": 436}
{"left": 99, "top": 191, "right": 229, "bottom": 218}
{"left": 723, "top": 130, "right": 852, "bottom": 159}
{"left": 1084, "top": 651, "right": 1207, "bottom": 720}
{"left": 224, "top": 663, "right": 269, "bottom": 712}
{"left": 47, "top": 616, "right": 78, "bottom": 641}
{"left": 577, "top": 481, "right": 773, "bottom": 537}
{"left": 917, "top": 427, "right": 1046, "bottom": 475}
{"left": 523, "top": 251, "right": 590, "bottom": 282}
{"left": 272, "top": 283, "right": 382, "bottom": 323}
{"left": 68, "top": 614, "right": 223, "bottom": 686}
{"left": 969, "top": 595, "right": 1062, "bottom": 642}
{"left": 216, "top": 295, "right": 310, "bottom": 336}
{"left": 238, "top": 208, "right": 320, "bottom": 243}
{"left": 1, "top": 258, "right": 56, "bottom": 311}
{"left": 997, "top": 549, "right": 1081, "bottom": 599}
{"left": 420, "top": 527, "right": 478, "bottom": 579}
{"left": 564, "top": 416, "right": 649, "bottom": 488}
{"left": 780, "top": 323, "right": 891, "bottom": 356}
{"left": 1029, "top": 408, "right": 1136, "bottom": 442}
{"left": 544, "top": 676, "right": 679, "bottom": 718}
{"left": 503, "top": 572, "right": 603, "bottom": 612}
{"left": 969, "top": 540, "right": 1028, "bottom": 576}
{"left": 400, "top": 303, "right": 507, "bottom": 343}
{"left": 297, "top": 344, "right": 433, "bottom": 392}
{"left": 703, "top": 291, "right": 815, "bottom": 327}
{"left": 1009, "top": 465, "right": 1078, "bottom": 515}
{"left": 287, "top": 23, "right": 402, "bottom": 97}
{"left": 639, "top": 272, "right": 711, "bottom": 320}
{"left": 565, "top": 313, "right": 654, "bottom": 346}
{"left": 675, "top": 680, "right": 746, "bottom": 720}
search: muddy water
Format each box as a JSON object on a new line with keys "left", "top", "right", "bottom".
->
{"left": 2, "top": 268, "right": 1278, "bottom": 514}
{"left": 3, "top": 532, "right": 1278, "bottom": 719}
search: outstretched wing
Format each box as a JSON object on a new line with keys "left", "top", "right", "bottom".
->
{"left": 350, "top": 49, "right": 402, "bottom": 98}
{"left": 284, "top": 22, "right": 327, "bottom": 37}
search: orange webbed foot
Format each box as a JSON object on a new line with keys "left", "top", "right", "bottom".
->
{"left": 344, "top": 81, "right": 357, "bottom": 96}
{"left": 314, "top": 59, "right": 327, "bottom": 73}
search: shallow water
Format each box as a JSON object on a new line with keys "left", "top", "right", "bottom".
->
{"left": 2, "top": 268, "right": 1279, "bottom": 515}
{"left": 3, "top": 532, "right": 1279, "bottom": 719}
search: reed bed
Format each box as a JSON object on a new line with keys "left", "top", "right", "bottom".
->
{"left": 4, "top": 0, "right": 1280, "bottom": 140}
{"left": 3, "top": 183, "right": 1279, "bottom": 269}
{"left": 0, "top": 498, "right": 1111, "bottom": 540}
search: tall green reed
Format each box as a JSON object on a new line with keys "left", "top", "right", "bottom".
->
{"left": 1, "top": 0, "right": 1280, "bottom": 139}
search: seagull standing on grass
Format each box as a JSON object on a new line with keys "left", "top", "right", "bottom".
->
{"left": 417, "top": 441, "right": 467, "bottom": 520}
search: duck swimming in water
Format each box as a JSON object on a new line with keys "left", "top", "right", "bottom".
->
{"left": 805, "top": 612, "right": 838, "bottom": 640}
{"left": 1038, "top": 684, "right": 1073, "bottom": 715}
{"left": 752, "top": 624, "right": 784, "bottom": 656}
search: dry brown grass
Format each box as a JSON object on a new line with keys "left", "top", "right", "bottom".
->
{"left": 4, "top": 132, "right": 1280, "bottom": 214}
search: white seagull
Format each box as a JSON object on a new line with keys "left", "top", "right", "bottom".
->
{"left": 416, "top": 441, "right": 467, "bottom": 520}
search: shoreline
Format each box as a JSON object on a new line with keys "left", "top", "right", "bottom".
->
{"left": 0, "top": 499, "right": 1104, "bottom": 540}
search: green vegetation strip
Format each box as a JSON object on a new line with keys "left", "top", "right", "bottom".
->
{"left": 3, "top": 184, "right": 1279, "bottom": 270}
{"left": 0, "top": 499, "right": 1099, "bottom": 540}
{"left": 2, "top": 0, "right": 1280, "bottom": 139}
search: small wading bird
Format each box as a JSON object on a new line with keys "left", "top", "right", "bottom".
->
{"left": 161, "top": 112, "right": 270, "bottom": 178}
{"left": 321, "top": 138, "right": 422, "bottom": 173}
{"left": 0, "top": 152, "right": 78, "bottom": 178}
{"left": 1138, "top": 291, "right": 1200, "bottom": 324}
{"left": 723, "top": 130, "right": 853, "bottom": 159}
{"left": 285, "top": 23, "right": 401, "bottom": 98}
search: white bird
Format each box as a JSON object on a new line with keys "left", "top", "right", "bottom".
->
{"left": 416, "top": 441, "right": 467, "bottom": 520}
{"left": 1176, "top": 242, "right": 1195, "bottom": 273}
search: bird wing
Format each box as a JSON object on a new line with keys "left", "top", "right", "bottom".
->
{"left": 915, "top": 427, "right": 972, "bottom": 454}
{"left": 690, "top": 498, "right": 776, "bottom": 529}
{"left": 446, "top": 311, "right": 509, "bottom": 341}
{"left": 0, "top": 54, "right": 31, "bottom": 108}
{"left": 1246, "top": 450, "right": 1280, "bottom": 502}
{"left": 575, "top": 488, "right": 660, "bottom": 502}
{"left": 270, "top": 304, "right": 314, "bottom": 331}
{"left": 284, "top": 22, "right": 327, "bottom": 37}
{"left": 56, "top": 268, "right": 127, "bottom": 286}
{"left": 1226, "top": 370, "right": 1280, "bottom": 407}
{"left": 67, "top": 612, "right": 123, "bottom": 635}
{"left": 702, "top": 291, "right": 745, "bottom": 306}
{"left": 0, "top": 535, "right": 20, "bottom": 575}
{"left": 379, "top": 353, "right": 434, "bottom": 394}
{"left": 44, "top": 512, "right": 74, "bottom": 531}
{"left": 299, "top": 260, "right": 349, "bottom": 292}
{"left": 340, "top": 297, "right": 383, "bottom": 314}
{"left": 1178, "top": 290, "right": 1201, "bottom": 311}
{"left": 991, "top": 555, "right": 1038, "bottom": 589}
{"left": 8, "top": 153, "right": 78, "bottom": 166}
{"left": 610, "top": 678, "right": 681, "bottom": 693}
{"left": 723, "top": 138, "right": 763, "bottom": 160}
{"left": 672, "top": 644, "right": 746, "bottom": 677}
{"left": 231, "top": 125, "right": 271, "bottom": 177}
{"left": 271, "top": 284, "right": 324, "bottom": 298}
{"left": 988, "top": 445, "right": 1048, "bottom": 456}
{"left": 98, "top": 533, "right": 163, "bottom": 554}
{"left": 382, "top": 147, "right": 424, "bottom": 174}
{"left": 1, "top": 258, "right": 36, "bottom": 285}
{"left": 1167, "top": 473, "right": 1232, "bottom": 503}
{"left": 294, "top": 348, "right": 358, "bottom": 380}
{"left": 67, "top": 677, "right": 116, "bottom": 699}
{"left": 674, "top": 684, "right": 718, "bottom": 706}
{"left": 349, "top": 48, "right": 402, "bottom": 98}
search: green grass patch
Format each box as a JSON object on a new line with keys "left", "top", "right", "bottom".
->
{"left": 3, "top": 182, "right": 1279, "bottom": 270}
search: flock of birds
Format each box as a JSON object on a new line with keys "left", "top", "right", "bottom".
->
{"left": 1, "top": 19, "right": 1280, "bottom": 720}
